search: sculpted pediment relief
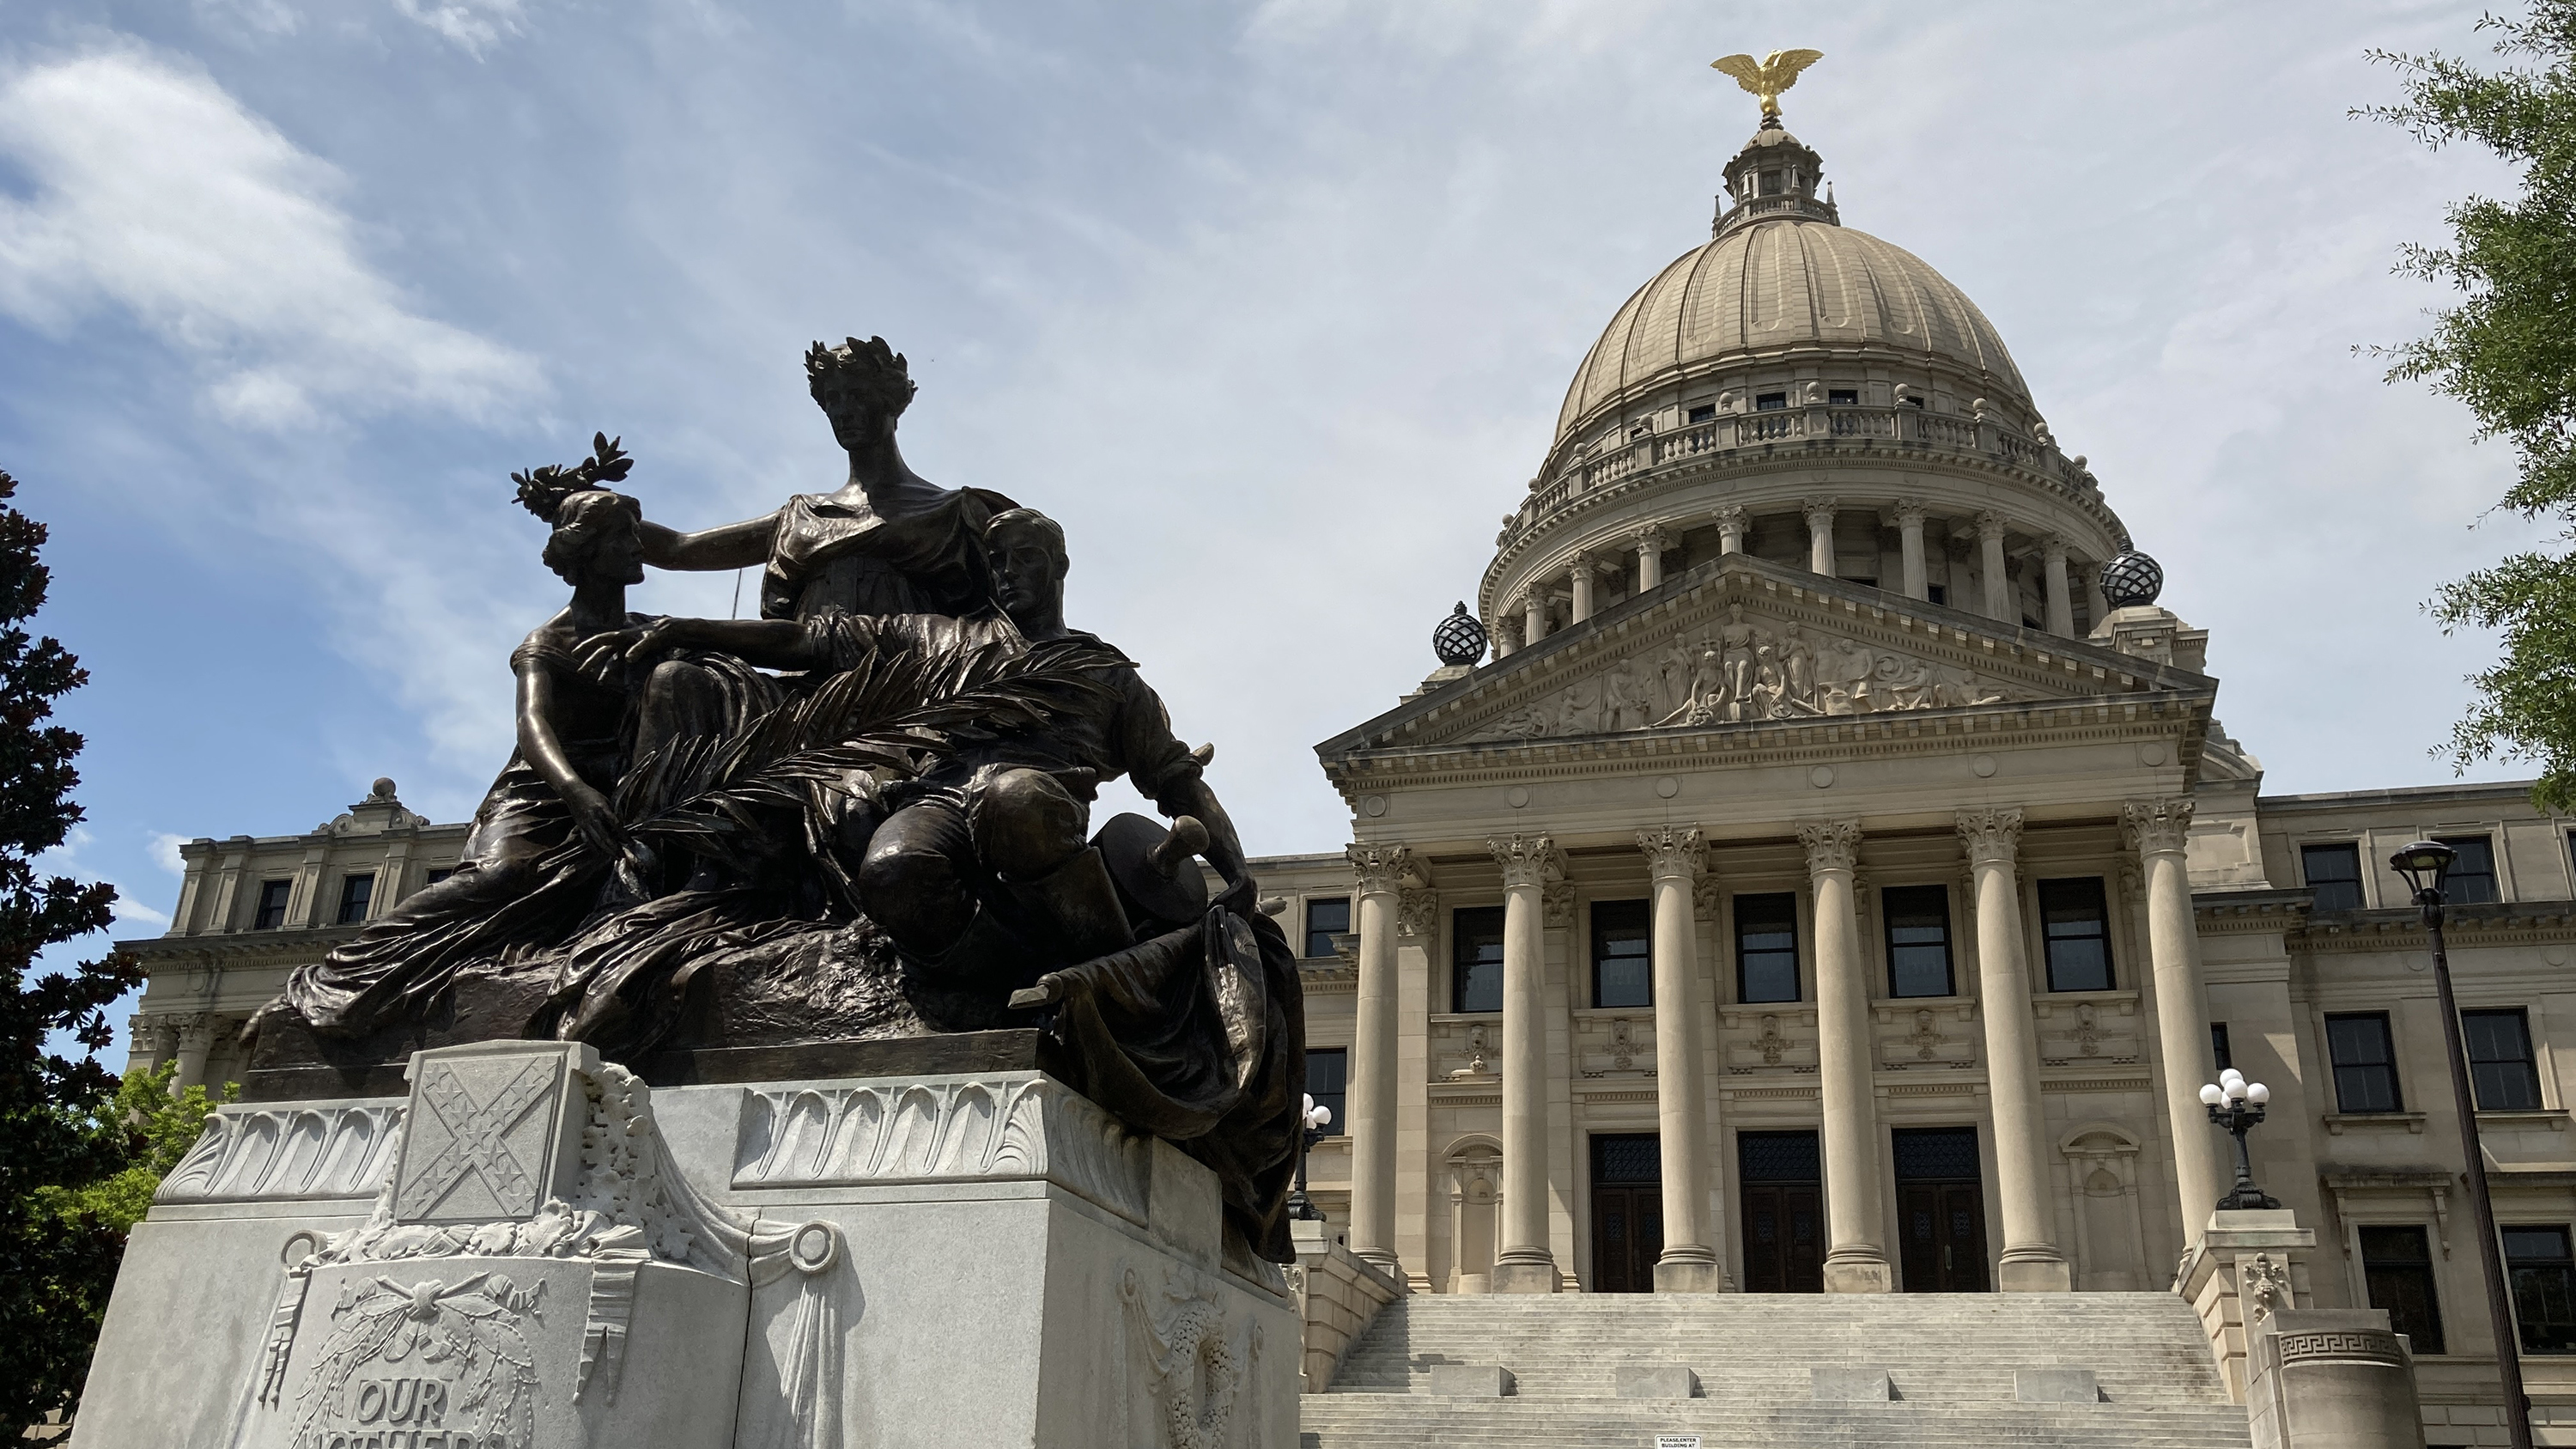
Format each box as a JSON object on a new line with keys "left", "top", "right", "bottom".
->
{"left": 1466, "top": 602, "right": 2036, "bottom": 743}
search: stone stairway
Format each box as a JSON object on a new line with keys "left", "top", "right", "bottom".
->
{"left": 1300, "top": 1292, "right": 2254, "bottom": 1449}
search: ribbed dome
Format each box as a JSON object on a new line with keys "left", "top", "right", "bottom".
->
{"left": 1554, "top": 219, "right": 2029, "bottom": 445}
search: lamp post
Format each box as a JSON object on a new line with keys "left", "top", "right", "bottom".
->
{"left": 1287, "top": 1093, "right": 1333, "bottom": 1222}
{"left": 2392, "top": 838, "right": 2532, "bottom": 1449}
{"left": 2197, "top": 1068, "right": 2280, "bottom": 1210}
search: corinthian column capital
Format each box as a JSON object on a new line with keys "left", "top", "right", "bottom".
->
{"left": 1893, "top": 497, "right": 1927, "bottom": 530}
{"left": 1487, "top": 833, "right": 1564, "bottom": 890}
{"left": 1802, "top": 496, "right": 1840, "bottom": 530}
{"left": 1975, "top": 509, "right": 2008, "bottom": 543}
{"left": 1797, "top": 820, "right": 1862, "bottom": 877}
{"left": 1637, "top": 825, "right": 1706, "bottom": 882}
{"left": 1346, "top": 843, "right": 1416, "bottom": 898}
{"left": 1954, "top": 807, "right": 2025, "bottom": 868}
{"left": 2122, "top": 798, "right": 2196, "bottom": 857}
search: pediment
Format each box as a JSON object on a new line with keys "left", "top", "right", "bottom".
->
{"left": 1325, "top": 555, "right": 2213, "bottom": 758}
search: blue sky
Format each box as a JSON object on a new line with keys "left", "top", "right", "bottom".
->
{"left": 0, "top": 0, "right": 2543, "bottom": 1056}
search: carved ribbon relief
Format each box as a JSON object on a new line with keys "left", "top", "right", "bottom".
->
{"left": 1473, "top": 605, "right": 2032, "bottom": 741}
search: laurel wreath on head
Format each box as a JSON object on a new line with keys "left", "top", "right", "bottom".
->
{"left": 513, "top": 432, "right": 635, "bottom": 523}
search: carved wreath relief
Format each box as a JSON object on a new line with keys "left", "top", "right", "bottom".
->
{"left": 1123, "top": 1266, "right": 1262, "bottom": 1449}
{"left": 287, "top": 1272, "right": 541, "bottom": 1449}
{"left": 1474, "top": 605, "right": 2028, "bottom": 741}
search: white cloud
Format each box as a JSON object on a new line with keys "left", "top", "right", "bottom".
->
{"left": 393, "top": 0, "right": 527, "bottom": 55}
{"left": 0, "top": 45, "right": 538, "bottom": 429}
{"left": 148, "top": 831, "right": 188, "bottom": 876}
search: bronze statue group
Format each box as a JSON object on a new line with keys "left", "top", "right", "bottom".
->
{"left": 248, "top": 338, "right": 1304, "bottom": 1261}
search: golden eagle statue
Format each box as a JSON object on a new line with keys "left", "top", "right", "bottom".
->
{"left": 1710, "top": 48, "right": 1824, "bottom": 124}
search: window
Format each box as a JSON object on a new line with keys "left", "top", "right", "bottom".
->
{"left": 424, "top": 868, "right": 454, "bottom": 886}
{"left": 2439, "top": 835, "right": 2499, "bottom": 904}
{"left": 1304, "top": 897, "right": 1350, "bottom": 960}
{"left": 1453, "top": 906, "right": 1504, "bottom": 1014}
{"left": 1901, "top": 394, "right": 1926, "bottom": 408}
{"left": 1303, "top": 1048, "right": 1347, "bottom": 1137}
{"left": 2301, "top": 843, "right": 2365, "bottom": 913}
{"left": 1827, "top": 388, "right": 1859, "bottom": 406}
{"left": 1735, "top": 892, "right": 1801, "bottom": 1003}
{"left": 2506, "top": 1227, "right": 2576, "bottom": 1353}
{"left": 252, "top": 880, "right": 292, "bottom": 930}
{"left": 335, "top": 873, "right": 375, "bottom": 926}
{"left": 2326, "top": 1014, "right": 2403, "bottom": 1114}
{"left": 1882, "top": 885, "right": 1955, "bottom": 998}
{"left": 1755, "top": 392, "right": 1788, "bottom": 411}
{"left": 2466, "top": 1008, "right": 2545, "bottom": 1111}
{"left": 1926, "top": 584, "right": 1947, "bottom": 606}
{"left": 1687, "top": 404, "right": 1716, "bottom": 424}
{"left": 1759, "top": 168, "right": 1784, "bottom": 197}
{"left": 2360, "top": 1226, "right": 2445, "bottom": 1355}
{"left": 2211, "top": 1022, "right": 2233, "bottom": 1075}
{"left": 2037, "top": 878, "right": 2113, "bottom": 992}
{"left": 1590, "top": 899, "right": 1652, "bottom": 1009}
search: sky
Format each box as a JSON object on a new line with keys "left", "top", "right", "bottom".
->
{"left": 0, "top": 0, "right": 2549, "bottom": 1057}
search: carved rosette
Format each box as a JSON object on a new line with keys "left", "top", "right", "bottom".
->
{"left": 1396, "top": 887, "right": 1438, "bottom": 940}
{"left": 1954, "top": 807, "right": 2025, "bottom": 870}
{"left": 1346, "top": 843, "right": 1414, "bottom": 900}
{"left": 1487, "top": 833, "right": 1564, "bottom": 892}
{"left": 1796, "top": 820, "right": 1861, "bottom": 877}
{"left": 2123, "top": 798, "right": 2195, "bottom": 857}
{"left": 1637, "top": 825, "right": 1705, "bottom": 884}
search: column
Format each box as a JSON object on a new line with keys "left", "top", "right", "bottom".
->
{"left": 171, "top": 1012, "right": 215, "bottom": 1095}
{"left": 1522, "top": 593, "right": 1548, "bottom": 647}
{"left": 1346, "top": 843, "right": 1412, "bottom": 1275}
{"left": 1635, "top": 529, "right": 1668, "bottom": 592}
{"left": 2126, "top": 799, "right": 2228, "bottom": 1248}
{"left": 127, "top": 1013, "right": 177, "bottom": 1075}
{"left": 1803, "top": 498, "right": 1838, "bottom": 575}
{"left": 1494, "top": 614, "right": 1522, "bottom": 660}
{"left": 2043, "top": 536, "right": 2075, "bottom": 637}
{"left": 1489, "top": 832, "right": 1563, "bottom": 1292}
{"left": 1569, "top": 561, "right": 1595, "bottom": 625}
{"left": 1976, "top": 511, "right": 2011, "bottom": 620}
{"left": 2083, "top": 563, "right": 2109, "bottom": 635}
{"left": 1639, "top": 825, "right": 1725, "bottom": 1291}
{"left": 1716, "top": 505, "right": 1747, "bottom": 556}
{"left": 1801, "top": 820, "right": 1892, "bottom": 1293}
{"left": 1894, "top": 500, "right": 1929, "bottom": 601}
{"left": 1956, "top": 807, "right": 2073, "bottom": 1292}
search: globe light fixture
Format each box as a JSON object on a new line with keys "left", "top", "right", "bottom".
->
{"left": 2391, "top": 837, "right": 2531, "bottom": 1448}
{"left": 1288, "top": 1092, "right": 1334, "bottom": 1221}
{"left": 2202, "top": 1069, "right": 2280, "bottom": 1212}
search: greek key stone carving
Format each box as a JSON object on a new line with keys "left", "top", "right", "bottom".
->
{"left": 2273, "top": 1330, "right": 2406, "bottom": 1367}
{"left": 158, "top": 1104, "right": 406, "bottom": 1204}
{"left": 732, "top": 1074, "right": 1152, "bottom": 1227}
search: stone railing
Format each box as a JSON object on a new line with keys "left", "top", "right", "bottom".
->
{"left": 1289, "top": 1218, "right": 1403, "bottom": 1392}
{"left": 1515, "top": 404, "right": 2104, "bottom": 541}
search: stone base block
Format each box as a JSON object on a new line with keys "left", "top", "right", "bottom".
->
{"left": 1614, "top": 1366, "right": 1700, "bottom": 1398}
{"left": 1652, "top": 1257, "right": 1728, "bottom": 1293}
{"left": 1812, "top": 1367, "right": 1893, "bottom": 1401}
{"left": 1492, "top": 1257, "right": 1560, "bottom": 1294}
{"left": 1998, "top": 1254, "right": 2075, "bottom": 1294}
{"left": 2016, "top": 1367, "right": 2100, "bottom": 1403}
{"left": 77, "top": 1058, "right": 1299, "bottom": 1449}
{"left": 1427, "top": 1364, "right": 1515, "bottom": 1397}
{"left": 1820, "top": 1253, "right": 1892, "bottom": 1294}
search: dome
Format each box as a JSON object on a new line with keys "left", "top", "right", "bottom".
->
{"left": 1553, "top": 218, "right": 2029, "bottom": 447}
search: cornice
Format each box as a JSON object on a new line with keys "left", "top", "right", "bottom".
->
{"left": 124, "top": 926, "right": 363, "bottom": 964}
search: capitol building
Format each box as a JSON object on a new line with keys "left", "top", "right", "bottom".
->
{"left": 121, "top": 105, "right": 2576, "bottom": 1444}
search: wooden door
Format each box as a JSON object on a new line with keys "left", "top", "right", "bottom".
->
{"left": 1897, "top": 1182, "right": 1990, "bottom": 1293}
{"left": 1740, "top": 1183, "right": 1824, "bottom": 1293}
{"left": 1590, "top": 1184, "right": 1663, "bottom": 1293}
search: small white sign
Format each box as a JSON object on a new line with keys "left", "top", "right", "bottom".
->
{"left": 1655, "top": 1438, "right": 1703, "bottom": 1449}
